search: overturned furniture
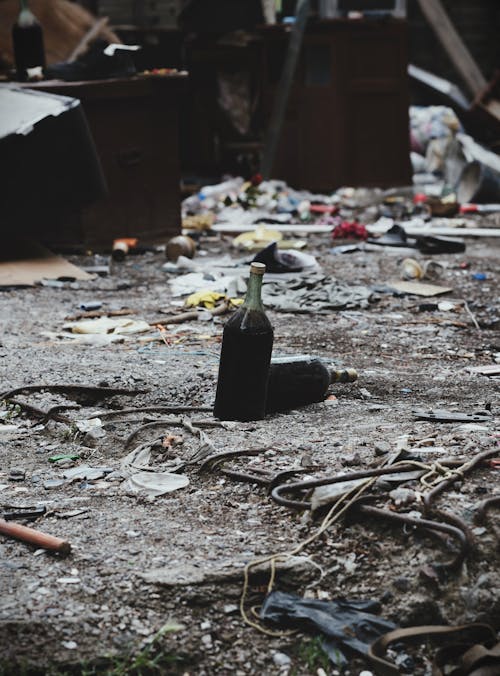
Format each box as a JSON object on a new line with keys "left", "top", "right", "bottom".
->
{"left": 0, "top": 84, "right": 106, "bottom": 243}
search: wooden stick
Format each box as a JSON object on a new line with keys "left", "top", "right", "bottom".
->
{"left": 68, "top": 17, "right": 110, "bottom": 63}
{"left": 64, "top": 309, "right": 134, "bottom": 321}
{"left": 0, "top": 519, "right": 71, "bottom": 555}
{"left": 0, "top": 384, "right": 147, "bottom": 400}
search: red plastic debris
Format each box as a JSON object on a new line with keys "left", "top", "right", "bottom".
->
{"left": 310, "top": 204, "right": 337, "bottom": 214}
{"left": 460, "top": 204, "right": 478, "bottom": 214}
{"left": 332, "top": 220, "right": 369, "bottom": 241}
{"left": 250, "top": 173, "right": 263, "bottom": 186}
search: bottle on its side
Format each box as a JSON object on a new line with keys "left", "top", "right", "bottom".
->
{"left": 213, "top": 262, "right": 273, "bottom": 421}
{"left": 12, "top": 0, "right": 46, "bottom": 81}
{"left": 266, "top": 355, "right": 357, "bottom": 413}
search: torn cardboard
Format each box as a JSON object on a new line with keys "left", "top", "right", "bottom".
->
{"left": 0, "top": 238, "right": 94, "bottom": 286}
{"left": 388, "top": 280, "right": 453, "bottom": 297}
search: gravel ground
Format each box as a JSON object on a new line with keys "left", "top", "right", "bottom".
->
{"left": 0, "top": 229, "right": 499, "bottom": 675}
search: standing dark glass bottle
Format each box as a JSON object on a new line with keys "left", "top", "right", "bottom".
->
{"left": 12, "top": 0, "right": 46, "bottom": 82}
{"left": 213, "top": 262, "right": 273, "bottom": 421}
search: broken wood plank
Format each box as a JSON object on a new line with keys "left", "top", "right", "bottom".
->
{"left": 416, "top": 0, "right": 487, "bottom": 97}
{"left": 64, "top": 308, "right": 134, "bottom": 321}
{"left": 212, "top": 224, "right": 333, "bottom": 234}
{"left": 388, "top": 280, "right": 453, "bottom": 297}
{"left": 367, "top": 224, "right": 500, "bottom": 238}
{"left": 467, "top": 364, "right": 500, "bottom": 376}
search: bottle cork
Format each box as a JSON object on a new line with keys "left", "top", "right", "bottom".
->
{"left": 250, "top": 262, "right": 266, "bottom": 275}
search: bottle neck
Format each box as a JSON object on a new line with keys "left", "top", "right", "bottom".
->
{"left": 243, "top": 271, "right": 264, "bottom": 311}
{"left": 17, "top": 0, "right": 36, "bottom": 25}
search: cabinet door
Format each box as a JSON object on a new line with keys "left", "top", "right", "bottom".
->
{"left": 336, "top": 23, "right": 412, "bottom": 187}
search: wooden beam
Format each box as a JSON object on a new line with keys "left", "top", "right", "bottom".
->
{"left": 68, "top": 17, "right": 110, "bottom": 63}
{"left": 416, "top": 0, "right": 487, "bottom": 97}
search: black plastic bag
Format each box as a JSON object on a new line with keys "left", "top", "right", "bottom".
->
{"left": 260, "top": 591, "right": 396, "bottom": 664}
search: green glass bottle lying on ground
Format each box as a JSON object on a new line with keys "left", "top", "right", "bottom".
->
{"left": 213, "top": 262, "right": 273, "bottom": 421}
{"left": 266, "top": 356, "right": 358, "bottom": 413}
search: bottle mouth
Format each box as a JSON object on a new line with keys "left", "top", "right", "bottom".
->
{"left": 250, "top": 262, "right": 266, "bottom": 275}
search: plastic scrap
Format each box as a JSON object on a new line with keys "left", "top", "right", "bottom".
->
{"left": 332, "top": 221, "right": 369, "bottom": 241}
{"left": 63, "top": 465, "right": 113, "bottom": 481}
{"left": 367, "top": 224, "right": 465, "bottom": 255}
{"left": 412, "top": 408, "right": 492, "bottom": 423}
{"left": 253, "top": 242, "right": 318, "bottom": 273}
{"left": 75, "top": 418, "right": 106, "bottom": 438}
{"left": 261, "top": 273, "right": 372, "bottom": 313}
{"left": 42, "top": 332, "right": 126, "bottom": 346}
{"left": 49, "top": 454, "right": 80, "bottom": 463}
{"left": 79, "top": 301, "right": 103, "bottom": 311}
{"left": 232, "top": 227, "right": 283, "bottom": 251}
{"left": 120, "top": 445, "right": 190, "bottom": 498}
{"left": 260, "top": 591, "right": 396, "bottom": 666}
{"left": 64, "top": 316, "right": 151, "bottom": 335}
{"left": 169, "top": 271, "right": 247, "bottom": 298}
{"left": 182, "top": 213, "right": 216, "bottom": 231}
{"left": 185, "top": 290, "right": 242, "bottom": 309}
{"left": 124, "top": 471, "right": 189, "bottom": 497}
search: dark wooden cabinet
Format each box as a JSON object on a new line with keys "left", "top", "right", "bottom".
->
{"left": 261, "top": 19, "right": 412, "bottom": 190}
{"left": 28, "top": 74, "right": 185, "bottom": 247}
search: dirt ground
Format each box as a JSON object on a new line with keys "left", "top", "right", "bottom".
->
{"left": 0, "top": 227, "right": 499, "bottom": 675}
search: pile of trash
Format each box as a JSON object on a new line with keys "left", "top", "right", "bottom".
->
{"left": 180, "top": 107, "right": 500, "bottom": 239}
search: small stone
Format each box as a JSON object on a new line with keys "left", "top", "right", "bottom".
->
{"left": 341, "top": 453, "right": 362, "bottom": 467}
{"left": 272, "top": 652, "right": 291, "bottom": 667}
{"left": 389, "top": 487, "right": 416, "bottom": 507}
{"left": 9, "top": 468, "right": 25, "bottom": 481}
{"left": 44, "top": 479, "right": 66, "bottom": 490}
{"left": 395, "top": 653, "right": 415, "bottom": 671}
{"left": 61, "top": 641, "right": 78, "bottom": 650}
{"left": 201, "top": 634, "right": 212, "bottom": 648}
{"left": 200, "top": 620, "right": 211, "bottom": 631}
{"left": 393, "top": 576, "right": 411, "bottom": 592}
{"left": 374, "top": 441, "right": 390, "bottom": 456}
{"left": 223, "top": 604, "right": 238, "bottom": 614}
{"left": 54, "top": 459, "right": 76, "bottom": 469}
{"left": 36, "top": 587, "right": 51, "bottom": 595}
{"left": 126, "top": 530, "right": 141, "bottom": 538}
